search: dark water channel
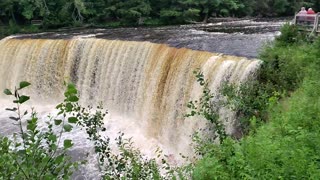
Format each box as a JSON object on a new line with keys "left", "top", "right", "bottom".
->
{"left": 14, "top": 18, "right": 288, "bottom": 58}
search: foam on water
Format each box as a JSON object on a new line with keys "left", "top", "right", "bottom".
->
{"left": 0, "top": 38, "right": 261, "bottom": 176}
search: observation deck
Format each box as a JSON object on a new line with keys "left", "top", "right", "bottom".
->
{"left": 294, "top": 13, "right": 320, "bottom": 33}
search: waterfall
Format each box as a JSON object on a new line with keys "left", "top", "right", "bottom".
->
{"left": 0, "top": 37, "right": 261, "bottom": 157}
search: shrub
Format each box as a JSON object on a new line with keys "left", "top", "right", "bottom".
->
{"left": 0, "top": 81, "right": 182, "bottom": 179}
{"left": 186, "top": 70, "right": 226, "bottom": 143}
{"left": 275, "top": 24, "right": 301, "bottom": 45}
{"left": 0, "top": 82, "right": 82, "bottom": 179}
{"left": 191, "top": 24, "right": 320, "bottom": 179}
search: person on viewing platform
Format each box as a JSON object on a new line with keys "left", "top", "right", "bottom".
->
{"left": 299, "top": 7, "right": 307, "bottom": 14}
{"left": 297, "top": 7, "right": 307, "bottom": 23}
{"left": 307, "top": 8, "right": 316, "bottom": 14}
{"left": 304, "top": 8, "right": 316, "bottom": 23}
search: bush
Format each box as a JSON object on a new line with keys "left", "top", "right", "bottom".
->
{"left": 192, "top": 67, "right": 320, "bottom": 179}
{"left": 220, "top": 25, "right": 320, "bottom": 134}
{"left": 0, "top": 82, "right": 82, "bottom": 179}
{"left": 192, "top": 24, "right": 320, "bottom": 179}
{"left": 276, "top": 24, "right": 301, "bottom": 45}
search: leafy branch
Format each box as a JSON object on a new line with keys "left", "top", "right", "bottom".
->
{"left": 186, "top": 70, "right": 226, "bottom": 144}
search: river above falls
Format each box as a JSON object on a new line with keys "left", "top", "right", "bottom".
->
{"left": 13, "top": 18, "right": 288, "bottom": 58}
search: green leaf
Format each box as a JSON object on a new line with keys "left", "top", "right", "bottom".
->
{"left": 48, "top": 134, "right": 57, "bottom": 142}
{"left": 67, "top": 95, "right": 79, "bottom": 102}
{"left": 54, "top": 154, "right": 64, "bottom": 164}
{"left": 66, "top": 103, "right": 73, "bottom": 112}
{"left": 66, "top": 84, "right": 77, "bottom": 95}
{"left": 27, "top": 122, "right": 36, "bottom": 131}
{"left": 68, "top": 117, "right": 78, "bottom": 124}
{"left": 3, "top": 89, "right": 12, "bottom": 95}
{"left": 19, "top": 95, "right": 30, "bottom": 104}
{"left": 44, "top": 175, "right": 53, "bottom": 180}
{"left": 18, "top": 150, "right": 26, "bottom": 155}
{"left": 19, "top": 81, "right": 31, "bottom": 90}
{"left": 63, "top": 139, "right": 73, "bottom": 149}
{"left": 63, "top": 124, "right": 73, "bottom": 132}
{"left": 15, "top": 142, "right": 21, "bottom": 148}
{"left": 50, "top": 144, "right": 58, "bottom": 152}
{"left": 56, "top": 103, "right": 63, "bottom": 109}
{"left": 67, "top": 83, "right": 76, "bottom": 91}
{"left": 54, "top": 119, "right": 62, "bottom": 125}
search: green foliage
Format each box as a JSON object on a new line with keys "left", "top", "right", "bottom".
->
{"left": 18, "top": 0, "right": 49, "bottom": 20}
{"left": 1, "top": 0, "right": 319, "bottom": 30}
{"left": 105, "top": 0, "right": 152, "bottom": 24}
{"left": 192, "top": 137, "right": 251, "bottom": 179}
{"left": 276, "top": 24, "right": 302, "bottom": 45}
{"left": 221, "top": 81, "right": 278, "bottom": 134}
{"left": 143, "top": 18, "right": 166, "bottom": 26}
{"left": 218, "top": 24, "right": 316, "bottom": 135}
{"left": 186, "top": 70, "right": 226, "bottom": 143}
{"left": 73, "top": 101, "right": 176, "bottom": 179}
{"left": 192, "top": 24, "right": 320, "bottom": 179}
{"left": 0, "top": 24, "right": 40, "bottom": 39}
{"left": 0, "top": 81, "right": 82, "bottom": 179}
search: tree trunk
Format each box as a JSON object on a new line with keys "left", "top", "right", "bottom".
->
{"left": 202, "top": 12, "right": 209, "bottom": 23}
{"left": 11, "top": 11, "right": 16, "bottom": 23}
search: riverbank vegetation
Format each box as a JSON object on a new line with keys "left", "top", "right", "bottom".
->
{"left": 1, "top": 0, "right": 320, "bottom": 37}
{"left": 192, "top": 24, "right": 320, "bottom": 178}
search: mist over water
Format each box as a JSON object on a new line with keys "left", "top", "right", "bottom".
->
{"left": 0, "top": 25, "right": 265, "bottom": 176}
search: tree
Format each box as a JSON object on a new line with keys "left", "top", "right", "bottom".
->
{"left": 40, "top": 0, "right": 87, "bottom": 27}
{"left": 18, "top": 0, "right": 49, "bottom": 20}
{"left": 236, "top": 0, "right": 255, "bottom": 16}
{"left": 273, "top": 0, "right": 289, "bottom": 16}
{"left": 105, "top": 0, "right": 151, "bottom": 24}
{"left": 191, "top": 0, "right": 222, "bottom": 23}
{"left": 218, "top": 0, "right": 243, "bottom": 17}
{"left": 69, "top": 0, "right": 87, "bottom": 22}
{"left": 158, "top": 0, "right": 202, "bottom": 24}
{"left": 82, "top": 0, "right": 107, "bottom": 23}
{"left": 0, "top": 0, "right": 19, "bottom": 23}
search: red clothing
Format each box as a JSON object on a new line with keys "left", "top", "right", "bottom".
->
{"left": 307, "top": 10, "right": 315, "bottom": 14}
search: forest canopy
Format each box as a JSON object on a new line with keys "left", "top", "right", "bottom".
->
{"left": 0, "top": 0, "right": 320, "bottom": 27}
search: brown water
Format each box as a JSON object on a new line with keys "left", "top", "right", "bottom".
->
{"left": 0, "top": 19, "right": 284, "bottom": 178}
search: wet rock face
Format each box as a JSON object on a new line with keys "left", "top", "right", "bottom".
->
{"left": 14, "top": 19, "right": 287, "bottom": 58}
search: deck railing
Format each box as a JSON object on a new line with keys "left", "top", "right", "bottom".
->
{"left": 294, "top": 13, "right": 320, "bottom": 33}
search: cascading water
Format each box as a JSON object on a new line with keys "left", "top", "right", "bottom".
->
{"left": 0, "top": 37, "right": 261, "bottom": 175}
